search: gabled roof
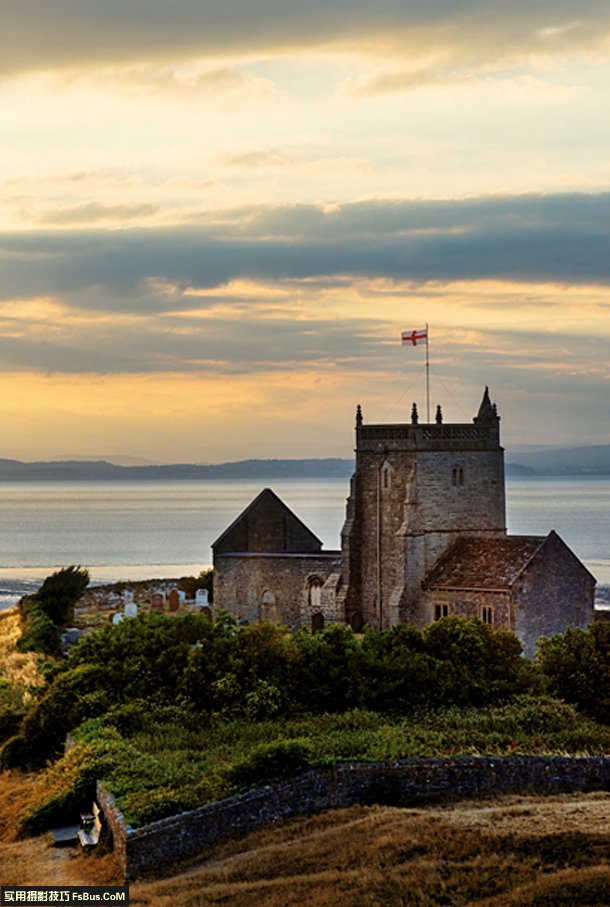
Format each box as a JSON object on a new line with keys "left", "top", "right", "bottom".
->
{"left": 424, "top": 535, "right": 547, "bottom": 591}
{"left": 212, "top": 487, "right": 323, "bottom": 553}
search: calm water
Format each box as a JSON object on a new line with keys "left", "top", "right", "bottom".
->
{"left": 0, "top": 476, "right": 608, "bottom": 609}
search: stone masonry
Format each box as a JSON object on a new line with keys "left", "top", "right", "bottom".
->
{"left": 213, "top": 389, "right": 595, "bottom": 650}
{"left": 98, "top": 756, "right": 610, "bottom": 879}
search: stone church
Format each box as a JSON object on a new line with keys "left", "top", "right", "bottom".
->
{"left": 213, "top": 389, "right": 595, "bottom": 654}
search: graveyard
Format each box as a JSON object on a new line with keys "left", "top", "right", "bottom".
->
{"left": 70, "top": 575, "right": 213, "bottom": 634}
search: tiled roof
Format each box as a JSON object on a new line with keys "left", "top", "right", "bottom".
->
{"left": 425, "top": 535, "right": 547, "bottom": 590}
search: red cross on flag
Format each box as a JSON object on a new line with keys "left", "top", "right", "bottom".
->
{"left": 401, "top": 328, "right": 428, "bottom": 346}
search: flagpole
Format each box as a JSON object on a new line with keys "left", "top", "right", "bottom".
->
{"left": 425, "top": 322, "right": 430, "bottom": 423}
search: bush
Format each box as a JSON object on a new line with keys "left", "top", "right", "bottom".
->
{"left": 421, "top": 617, "right": 526, "bottom": 707}
{"left": 4, "top": 664, "right": 113, "bottom": 768}
{"left": 537, "top": 623, "right": 610, "bottom": 724}
{"left": 293, "top": 624, "right": 363, "bottom": 712}
{"left": 17, "top": 607, "right": 61, "bottom": 657}
{"left": 226, "top": 738, "right": 313, "bottom": 789}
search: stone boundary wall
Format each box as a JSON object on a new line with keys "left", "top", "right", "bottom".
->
{"left": 98, "top": 756, "right": 610, "bottom": 880}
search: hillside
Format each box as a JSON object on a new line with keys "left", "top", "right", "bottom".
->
{"left": 0, "top": 447, "right": 608, "bottom": 479}
{"left": 506, "top": 444, "right": 610, "bottom": 476}
{"left": 0, "top": 458, "right": 354, "bottom": 481}
{"left": 1, "top": 784, "right": 609, "bottom": 906}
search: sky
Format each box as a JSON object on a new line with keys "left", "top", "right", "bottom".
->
{"left": 2, "top": 1, "right": 610, "bottom": 463}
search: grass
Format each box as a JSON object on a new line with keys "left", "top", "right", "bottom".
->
{"left": 127, "top": 793, "right": 610, "bottom": 905}
{"left": 0, "top": 608, "right": 43, "bottom": 693}
{"left": 17, "top": 695, "right": 610, "bottom": 833}
{"left": 2, "top": 763, "right": 609, "bottom": 903}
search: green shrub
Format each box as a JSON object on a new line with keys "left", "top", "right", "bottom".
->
{"left": 17, "top": 607, "right": 61, "bottom": 657}
{"left": 537, "top": 623, "right": 610, "bottom": 724}
{"left": 9, "top": 664, "right": 112, "bottom": 768}
{"left": 226, "top": 738, "right": 314, "bottom": 789}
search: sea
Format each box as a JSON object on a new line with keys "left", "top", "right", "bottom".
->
{"left": 0, "top": 476, "right": 609, "bottom": 611}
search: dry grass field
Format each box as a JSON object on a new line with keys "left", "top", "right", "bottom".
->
{"left": 0, "top": 608, "right": 42, "bottom": 691}
{"left": 1, "top": 768, "right": 608, "bottom": 906}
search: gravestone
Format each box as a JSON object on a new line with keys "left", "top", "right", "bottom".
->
{"left": 168, "top": 588, "right": 180, "bottom": 612}
{"left": 196, "top": 588, "right": 209, "bottom": 607}
{"left": 151, "top": 591, "right": 165, "bottom": 611}
{"left": 124, "top": 601, "right": 138, "bottom": 619}
{"left": 123, "top": 590, "right": 135, "bottom": 604}
{"left": 112, "top": 613, "right": 124, "bottom": 625}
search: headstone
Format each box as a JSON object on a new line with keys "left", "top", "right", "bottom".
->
{"left": 196, "top": 588, "right": 209, "bottom": 607}
{"left": 168, "top": 588, "right": 180, "bottom": 612}
{"left": 151, "top": 591, "right": 165, "bottom": 611}
{"left": 200, "top": 605, "right": 212, "bottom": 620}
{"left": 123, "top": 590, "right": 135, "bottom": 604}
{"left": 124, "top": 601, "right": 138, "bottom": 619}
{"left": 112, "top": 613, "right": 124, "bottom": 625}
{"left": 178, "top": 590, "right": 186, "bottom": 604}
{"left": 66, "top": 627, "right": 81, "bottom": 645}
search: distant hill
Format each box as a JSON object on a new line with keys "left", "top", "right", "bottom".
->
{"left": 0, "top": 445, "right": 609, "bottom": 480}
{"left": 0, "top": 458, "right": 355, "bottom": 481}
{"left": 506, "top": 445, "right": 610, "bottom": 476}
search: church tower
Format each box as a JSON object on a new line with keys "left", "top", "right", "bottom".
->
{"left": 340, "top": 388, "right": 506, "bottom": 630}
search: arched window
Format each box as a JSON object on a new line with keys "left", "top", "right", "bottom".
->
{"left": 452, "top": 466, "right": 464, "bottom": 487}
{"left": 308, "top": 576, "right": 323, "bottom": 610}
{"left": 381, "top": 461, "right": 392, "bottom": 491}
{"left": 260, "top": 590, "right": 279, "bottom": 622}
{"left": 480, "top": 605, "right": 494, "bottom": 625}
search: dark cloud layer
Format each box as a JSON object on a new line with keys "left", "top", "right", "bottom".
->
{"left": 0, "top": 192, "right": 608, "bottom": 378}
{"left": 3, "top": 1, "right": 610, "bottom": 75}
{"left": 1, "top": 193, "right": 610, "bottom": 310}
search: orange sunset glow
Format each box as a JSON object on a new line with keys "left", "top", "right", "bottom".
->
{"left": 2, "top": 2, "right": 610, "bottom": 461}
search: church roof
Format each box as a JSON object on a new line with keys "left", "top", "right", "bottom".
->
{"left": 424, "top": 535, "right": 547, "bottom": 590}
{"left": 212, "top": 487, "right": 323, "bottom": 553}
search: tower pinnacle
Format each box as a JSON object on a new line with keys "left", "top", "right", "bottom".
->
{"left": 474, "top": 386, "right": 500, "bottom": 424}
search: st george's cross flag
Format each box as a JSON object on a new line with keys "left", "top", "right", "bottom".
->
{"left": 401, "top": 328, "right": 428, "bottom": 346}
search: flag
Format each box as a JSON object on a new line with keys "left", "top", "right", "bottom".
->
{"left": 401, "top": 328, "right": 428, "bottom": 346}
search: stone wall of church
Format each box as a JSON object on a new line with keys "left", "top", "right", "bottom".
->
{"left": 345, "top": 448, "right": 418, "bottom": 629}
{"left": 418, "top": 588, "right": 512, "bottom": 630}
{"left": 214, "top": 552, "right": 341, "bottom": 628}
{"left": 514, "top": 533, "right": 595, "bottom": 656}
{"left": 343, "top": 436, "right": 506, "bottom": 629}
{"left": 414, "top": 450, "right": 504, "bottom": 530}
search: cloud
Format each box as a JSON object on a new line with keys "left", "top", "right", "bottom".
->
{"left": 221, "top": 150, "right": 298, "bottom": 168}
{"left": 2, "top": 2, "right": 610, "bottom": 77}
{"left": 0, "top": 191, "right": 607, "bottom": 388}
{"left": 94, "top": 63, "right": 276, "bottom": 102}
{"left": 34, "top": 202, "right": 159, "bottom": 225}
{"left": 2, "top": 193, "right": 610, "bottom": 312}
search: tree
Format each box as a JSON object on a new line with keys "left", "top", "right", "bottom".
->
{"left": 33, "top": 566, "right": 90, "bottom": 626}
